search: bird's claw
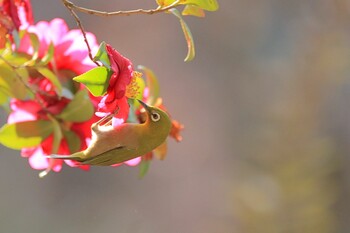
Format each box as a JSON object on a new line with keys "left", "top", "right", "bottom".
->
{"left": 92, "top": 107, "right": 120, "bottom": 129}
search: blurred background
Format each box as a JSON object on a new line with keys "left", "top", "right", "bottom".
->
{"left": 1, "top": 0, "right": 350, "bottom": 232}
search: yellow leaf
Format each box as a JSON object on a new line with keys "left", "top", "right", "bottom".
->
{"left": 157, "top": 0, "right": 219, "bottom": 11}
{"left": 170, "top": 8, "right": 196, "bottom": 62}
{"left": 182, "top": 5, "right": 206, "bottom": 17}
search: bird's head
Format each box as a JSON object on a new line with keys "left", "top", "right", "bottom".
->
{"left": 137, "top": 99, "right": 172, "bottom": 132}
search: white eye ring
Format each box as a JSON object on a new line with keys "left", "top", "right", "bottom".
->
{"left": 151, "top": 112, "right": 161, "bottom": 122}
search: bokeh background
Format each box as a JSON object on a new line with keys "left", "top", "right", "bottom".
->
{"left": 1, "top": 0, "right": 350, "bottom": 232}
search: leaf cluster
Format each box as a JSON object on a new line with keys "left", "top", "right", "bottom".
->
{"left": 0, "top": 32, "right": 94, "bottom": 153}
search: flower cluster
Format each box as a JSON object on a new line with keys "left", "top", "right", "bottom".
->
{"left": 8, "top": 17, "right": 100, "bottom": 175}
{"left": 0, "top": 0, "right": 183, "bottom": 176}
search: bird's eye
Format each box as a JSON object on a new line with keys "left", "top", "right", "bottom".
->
{"left": 151, "top": 112, "right": 161, "bottom": 122}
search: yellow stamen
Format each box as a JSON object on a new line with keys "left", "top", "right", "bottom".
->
{"left": 126, "top": 71, "right": 142, "bottom": 99}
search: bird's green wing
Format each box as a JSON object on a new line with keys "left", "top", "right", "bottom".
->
{"left": 81, "top": 145, "right": 138, "bottom": 166}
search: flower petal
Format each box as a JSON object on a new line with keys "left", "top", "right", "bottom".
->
{"left": 124, "top": 157, "right": 141, "bottom": 166}
{"left": 8, "top": 99, "right": 41, "bottom": 123}
{"left": 28, "top": 147, "right": 49, "bottom": 170}
{"left": 112, "top": 117, "right": 124, "bottom": 128}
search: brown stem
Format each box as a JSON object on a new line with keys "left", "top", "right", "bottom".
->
{"left": 61, "top": 0, "right": 180, "bottom": 17}
{"left": 61, "top": 0, "right": 180, "bottom": 66}
{"left": 61, "top": 0, "right": 100, "bottom": 66}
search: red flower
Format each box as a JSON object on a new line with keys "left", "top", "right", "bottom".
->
{"left": 96, "top": 44, "right": 133, "bottom": 127}
{"left": 1, "top": 0, "right": 33, "bottom": 30}
{"left": 0, "top": 0, "right": 33, "bottom": 48}
{"left": 7, "top": 17, "right": 100, "bottom": 175}
{"left": 8, "top": 89, "right": 94, "bottom": 173}
{"left": 0, "top": 13, "right": 13, "bottom": 48}
{"left": 170, "top": 120, "right": 184, "bottom": 142}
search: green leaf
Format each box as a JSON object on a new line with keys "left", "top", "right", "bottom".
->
{"left": 0, "top": 86, "right": 12, "bottom": 100}
{"left": 126, "top": 99, "right": 139, "bottom": 123}
{"left": 61, "top": 87, "right": 74, "bottom": 100}
{"left": 22, "top": 33, "right": 40, "bottom": 66}
{"left": 58, "top": 69, "right": 80, "bottom": 95}
{"left": 182, "top": 5, "right": 205, "bottom": 17}
{"left": 40, "top": 42, "right": 55, "bottom": 65}
{"left": 93, "top": 41, "right": 110, "bottom": 69}
{"left": 0, "top": 120, "right": 53, "bottom": 150}
{"left": 0, "top": 89, "right": 9, "bottom": 105}
{"left": 0, "top": 53, "right": 31, "bottom": 100}
{"left": 157, "top": 0, "right": 219, "bottom": 11}
{"left": 0, "top": 60, "right": 29, "bottom": 100}
{"left": 170, "top": 8, "right": 196, "bottom": 62}
{"left": 138, "top": 66, "right": 160, "bottom": 105}
{"left": 58, "top": 89, "right": 94, "bottom": 122}
{"left": 138, "top": 158, "right": 151, "bottom": 179}
{"left": 185, "top": 0, "right": 219, "bottom": 11}
{"left": 36, "top": 67, "right": 62, "bottom": 96}
{"left": 48, "top": 116, "right": 63, "bottom": 154}
{"left": 1, "top": 51, "right": 30, "bottom": 66}
{"left": 29, "top": 33, "right": 40, "bottom": 61}
{"left": 73, "top": 66, "right": 111, "bottom": 96}
{"left": 63, "top": 130, "right": 81, "bottom": 153}
{"left": 12, "top": 30, "right": 21, "bottom": 50}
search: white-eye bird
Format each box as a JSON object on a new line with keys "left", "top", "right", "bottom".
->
{"left": 48, "top": 100, "right": 172, "bottom": 166}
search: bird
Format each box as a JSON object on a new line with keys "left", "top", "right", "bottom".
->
{"left": 47, "top": 99, "right": 172, "bottom": 166}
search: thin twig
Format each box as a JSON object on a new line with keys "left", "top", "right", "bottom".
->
{"left": 61, "top": 0, "right": 180, "bottom": 65}
{"left": 61, "top": 0, "right": 180, "bottom": 17}
{"left": 62, "top": 0, "right": 100, "bottom": 66}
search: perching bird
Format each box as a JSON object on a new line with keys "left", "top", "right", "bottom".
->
{"left": 47, "top": 99, "right": 171, "bottom": 166}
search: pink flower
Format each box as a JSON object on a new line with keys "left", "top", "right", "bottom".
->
{"left": 9, "top": 19, "right": 141, "bottom": 173}
{"left": 18, "top": 18, "right": 98, "bottom": 74}
{"left": 7, "top": 18, "right": 101, "bottom": 174}
{"left": 96, "top": 44, "right": 133, "bottom": 127}
{"left": 9, "top": 96, "right": 93, "bottom": 173}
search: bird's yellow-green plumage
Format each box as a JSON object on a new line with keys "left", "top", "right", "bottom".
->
{"left": 48, "top": 100, "right": 172, "bottom": 166}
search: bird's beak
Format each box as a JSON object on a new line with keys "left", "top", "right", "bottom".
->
{"left": 137, "top": 99, "right": 151, "bottom": 113}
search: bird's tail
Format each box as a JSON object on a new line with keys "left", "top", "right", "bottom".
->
{"left": 47, "top": 151, "right": 85, "bottom": 162}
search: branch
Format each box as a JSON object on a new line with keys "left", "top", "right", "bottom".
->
{"left": 61, "top": 0, "right": 180, "bottom": 66}
{"left": 61, "top": 0, "right": 181, "bottom": 17}
{"left": 61, "top": 0, "right": 100, "bottom": 67}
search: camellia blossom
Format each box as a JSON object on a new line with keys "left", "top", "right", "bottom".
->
{"left": 170, "top": 120, "right": 184, "bottom": 142}
{"left": 0, "top": 0, "right": 33, "bottom": 48}
{"left": 0, "top": 12, "right": 13, "bottom": 48}
{"left": 8, "top": 18, "right": 143, "bottom": 174}
{"left": 96, "top": 44, "right": 134, "bottom": 127}
{"left": 18, "top": 18, "right": 97, "bottom": 74}
{"left": 0, "top": 0, "right": 202, "bottom": 178}
{"left": 2, "top": 2, "right": 183, "bottom": 175}
{"left": 1, "top": 0, "right": 33, "bottom": 30}
{"left": 8, "top": 82, "right": 93, "bottom": 174}
{"left": 91, "top": 44, "right": 184, "bottom": 166}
